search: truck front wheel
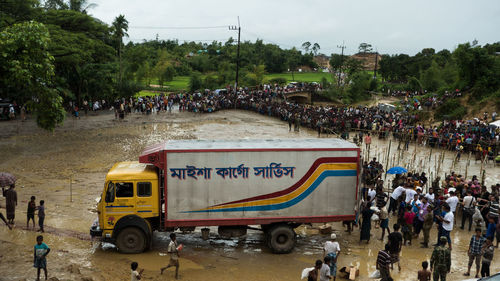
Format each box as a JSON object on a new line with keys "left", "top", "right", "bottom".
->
{"left": 267, "top": 224, "right": 296, "bottom": 254}
{"left": 116, "top": 227, "right": 146, "bottom": 254}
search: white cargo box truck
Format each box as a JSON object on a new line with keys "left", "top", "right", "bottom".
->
{"left": 91, "top": 139, "right": 360, "bottom": 253}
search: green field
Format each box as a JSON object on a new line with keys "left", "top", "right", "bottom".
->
{"left": 264, "top": 72, "right": 334, "bottom": 83}
{"left": 139, "top": 72, "right": 334, "bottom": 94}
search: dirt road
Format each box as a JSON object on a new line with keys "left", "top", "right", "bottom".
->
{"left": 0, "top": 109, "right": 499, "bottom": 281}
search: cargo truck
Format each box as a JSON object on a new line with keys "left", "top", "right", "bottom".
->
{"left": 90, "top": 139, "right": 360, "bottom": 254}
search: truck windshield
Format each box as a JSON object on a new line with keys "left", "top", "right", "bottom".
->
{"left": 105, "top": 182, "right": 115, "bottom": 203}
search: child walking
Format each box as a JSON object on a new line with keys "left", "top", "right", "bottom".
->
{"left": 27, "top": 196, "right": 36, "bottom": 229}
{"left": 34, "top": 235, "right": 50, "bottom": 280}
{"left": 418, "top": 261, "right": 431, "bottom": 281}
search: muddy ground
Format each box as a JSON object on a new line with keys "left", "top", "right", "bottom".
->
{"left": 0, "top": 109, "right": 499, "bottom": 281}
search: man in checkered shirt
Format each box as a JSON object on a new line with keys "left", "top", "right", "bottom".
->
{"left": 464, "top": 228, "right": 486, "bottom": 278}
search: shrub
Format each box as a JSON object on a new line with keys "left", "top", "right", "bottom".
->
{"left": 435, "top": 99, "right": 467, "bottom": 120}
{"left": 269, "top": 77, "right": 287, "bottom": 86}
{"left": 407, "top": 77, "right": 422, "bottom": 92}
{"left": 188, "top": 72, "right": 203, "bottom": 93}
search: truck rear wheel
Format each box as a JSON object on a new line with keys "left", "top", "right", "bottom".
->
{"left": 116, "top": 227, "right": 146, "bottom": 254}
{"left": 267, "top": 224, "right": 296, "bottom": 254}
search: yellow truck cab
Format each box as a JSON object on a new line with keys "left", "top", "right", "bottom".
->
{"left": 92, "top": 161, "right": 159, "bottom": 253}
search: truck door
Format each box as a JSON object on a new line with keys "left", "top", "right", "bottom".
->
{"left": 103, "top": 181, "right": 135, "bottom": 229}
{"left": 136, "top": 181, "right": 158, "bottom": 218}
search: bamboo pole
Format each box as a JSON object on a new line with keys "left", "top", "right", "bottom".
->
{"left": 384, "top": 140, "right": 392, "bottom": 179}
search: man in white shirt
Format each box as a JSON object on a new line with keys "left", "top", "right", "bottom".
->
{"left": 389, "top": 185, "right": 405, "bottom": 215}
{"left": 446, "top": 191, "right": 459, "bottom": 219}
{"left": 367, "top": 186, "right": 376, "bottom": 203}
{"left": 323, "top": 234, "right": 341, "bottom": 256}
{"left": 405, "top": 187, "right": 417, "bottom": 204}
{"left": 461, "top": 190, "right": 476, "bottom": 231}
{"left": 437, "top": 204, "right": 454, "bottom": 250}
{"left": 424, "top": 188, "right": 435, "bottom": 202}
{"left": 323, "top": 234, "right": 340, "bottom": 279}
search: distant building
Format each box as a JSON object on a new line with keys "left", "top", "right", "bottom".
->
{"left": 313, "top": 54, "right": 331, "bottom": 71}
{"left": 350, "top": 52, "right": 382, "bottom": 70}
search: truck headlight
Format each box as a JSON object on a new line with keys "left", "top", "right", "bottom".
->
{"left": 91, "top": 218, "right": 99, "bottom": 228}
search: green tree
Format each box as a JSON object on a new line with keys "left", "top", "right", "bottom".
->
{"left": 329, "top": 54, "right": 343, "bottom": 72}
{"left": 43, "top": 0, "right": 69, "bottom": 10}
{"left": 344, "top": 57, "right": 363, "bottom": 76}
{"left": 453, "top": 42, "right": 499, "bottom": 94}
{"left": 420, "top": 61, "right": 443, "bottom": 91}
{"left": 136, "top": 61, "right": 152, "bottom": 85}
{"left": 0, "top": 21, "right": 65, "bottom": 130}
{"left": 69, "top": 0, "right": 97, "bottom": 13}
{"left": 0, "top": 0, "right": 40, "bottom": 29}
{"left": 203, "top": 74, "right": 218, "bottom": 90}
{"left": 154, "top": 50, "right": 175, "bottom": 88}
{"left": 346, "top": 72, "right": 371, "bottom": 103}
{"left": 188, "top": 72, "right": 202, "bottom": 92}
{"left": 112, "top": 14, "right": 129, "bottom": 85}
{"left": 301, "top": 41, "right": 311, "bottom": 53}
{"left": 358, "top": 43, "right": 373, "bottom": 54}
{"left": 312, "top": 43, "right": 320, "bottom": 56}
{"left": 41, "top": 10, "right": 115, "bottom": 104}
{"left": 407, "top": 77, "right": 423, "bottom": 92}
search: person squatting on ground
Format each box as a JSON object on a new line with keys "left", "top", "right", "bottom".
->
{"left": 130, "top": 262, "right": 144, "bottom": 281}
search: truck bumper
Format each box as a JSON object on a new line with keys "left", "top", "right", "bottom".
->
{"left": 90, "top": 225, "right": 103, "bottom": 237}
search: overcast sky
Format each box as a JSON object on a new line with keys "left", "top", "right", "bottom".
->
{"left": 90, "top": 0, "right": 500, "bottom": 56}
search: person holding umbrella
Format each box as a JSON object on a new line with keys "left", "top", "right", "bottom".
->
{"left": 3, "top": 184, "right": 17, "bottom": 225}
{"left": 1, "top": 172, "right": 17, "bottom": 228}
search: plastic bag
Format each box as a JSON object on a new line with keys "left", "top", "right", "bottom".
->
{"left": 371, "top": 214, "right": 380, "bottom": 221}
{"left": 369, "top": 269, "right": 381, "bottom": 278}
{"left": 301, "top": 267, "right": 314, "bottom": 279}
{"left": 472, "top": 207, "right": 482, "bottom": 221}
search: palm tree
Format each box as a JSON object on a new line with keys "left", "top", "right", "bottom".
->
{"left": 112, "top": 14, "right": 129, "bottom": 85}
{"left": 301, "top": 41, "right": 311, "bottom": 53}
{"left": 69, "top": 0, "right": 97, "bottom": 14}
{"left": 312, "top": 43, "right": 320, "bottom": 56}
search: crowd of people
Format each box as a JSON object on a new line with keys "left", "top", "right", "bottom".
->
{"left": 90, "top": 86, "right": 499, "bottom": 161}
{"left": 5, "top": 83, "right": 500, "bottom": 162}
{"left": 347, "top": 159, "right": 500, "bottom": 281}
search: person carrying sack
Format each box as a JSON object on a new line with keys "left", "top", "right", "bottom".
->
{"left": 462, "top": 190, "right": 476, "bottom": 231}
